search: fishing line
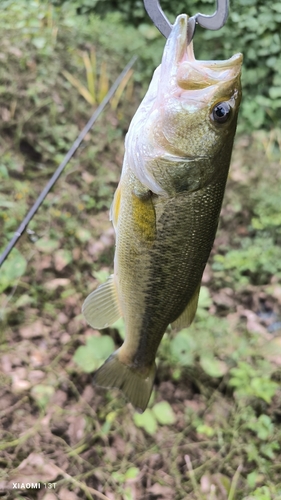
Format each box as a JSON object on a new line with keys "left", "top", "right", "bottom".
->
{"left": 0, "top": 55, "right": 137, "bottom": 269}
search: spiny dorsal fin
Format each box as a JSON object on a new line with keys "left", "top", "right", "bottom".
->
{"left": 171, "top": 283, "right": 201, "bottom": 330}
{"left": 82, "top": 274, "right": 122, "bottom": 329}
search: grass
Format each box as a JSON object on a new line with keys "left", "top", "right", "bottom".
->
{"left": 0, "top": 2, "right": 281, "bottom": 500}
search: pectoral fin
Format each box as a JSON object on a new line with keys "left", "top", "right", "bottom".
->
{"left": 110, "top": 184, "right": 122, "bottom": 230}
{"left": 93, "top": 350, "right": 156, "bottom": 413}
{"left": 171, "top": 283, "right": 201, "bottom": 330}
{"left": 82, "top": 274, "right": 122, "bottom": 329}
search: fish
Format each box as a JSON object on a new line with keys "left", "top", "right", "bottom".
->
{"left": 82, "top": 14, "right": 242, "bottom": 412}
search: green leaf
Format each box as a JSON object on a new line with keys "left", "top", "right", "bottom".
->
{"left": 112, "top": 471, "right": 124, "bottom": 483}
{"left": 273, "top": 3, "right": 281, "bottom": 12}
{"left": 31, "top": 384, "right": 55, "bottom": 410}
{"left": 32, "top": 37, "right": 46, "bottom": 49}
{"left": 101, "top": 420, "right": 111, "bottom": 435}
{"left": 269, "top": 86, "right": 281, "bottom": 99}
{"left": 0, "top": 165, "right": 8, "bottom": 179}
{"left": 0, "top": 248, "right": 27, "bottom": 293}
{"left": 124, "top": 467, "right": 139, "bottom": 480}
{"left": 123, "top": 489, "right": 134, "bottom": 500}
{"left": 249, "top": 486, "right": 272, "bottom": 499}
{"left": 35, "top": 237, "right": 59, "bottom": 253}
{"left": 138, "top": 23, "right": 160, "bottom": 40}
{"left": 54, "top": 249, "right": 72, "bottom": 270}
{"left": 75, "top": 227, "right": 92, "bottom": 243}
{"left": 247, "top": 470, "right": 259, "bottom": 489}
{"left": 260, "top": 442, "right": 279, "bottom": 460}
{"left": 256, "top": 415, "right": 273, "bottom": 440}
{"left": 101, "top": 411, "right": 117, "bottom": 435}
{"left": 250, "top": 377, "right": 278, "bottom": 404}
{"left": 171, "top": 330, "right": 196, "bottom": 366}
{"left": 87, "top": 335, "right": 115, "bottom": 358}
{"left": 152, "top": 401, "right": 176, "bottom": 425}
{"left": 133, "top": 408, "right": 157, "bottom": 435}
{"left": 73, "top": 335, "right": 115, "bottom": 373}
{"left": 196, "top": 424, "right": 215, "bottom": 437}
{"left": 198, "top": 286, "right": 212, "bottom": 309}
{"left": 0, "top": 198, "right": 15, "bottom": 208}
{"left": 200, "top": 355, "right": 227, "bottom": 378}
{"left": 93, "top": 269, "right": 109, "bottom": 283}
{"left": 15, "top": 294, "right": 34, "bottom": 308}
{"left": 73, "top": 345, "right": 99, "bottom": 373}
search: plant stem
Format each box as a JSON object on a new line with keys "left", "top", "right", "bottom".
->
{"left": 228, "top": 464, "right": 243, "bottom": 500}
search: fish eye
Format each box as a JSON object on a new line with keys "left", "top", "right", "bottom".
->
{"left": 211, "top": 102, "right": 231, "bottom": 123}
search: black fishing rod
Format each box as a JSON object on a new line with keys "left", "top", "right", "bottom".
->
{"left": 0, "top": 55, "right": 137, "bottom": 269}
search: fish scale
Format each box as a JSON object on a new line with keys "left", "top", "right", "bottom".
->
{"left": 82, "top": 14, "right": 242, "bottom": 412}
{"left": 122, "top": 176, "right": 227, "bottom": 368}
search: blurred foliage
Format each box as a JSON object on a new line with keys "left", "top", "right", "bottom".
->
{"left": 161, "top": 285, "right": 280, "bottom": 406}
{"left": 62, "top": 47, "right": 134, "bottom": 108}
{"left": 0, "top": 0, "right": 141, "bottom": 256}
{"left": 51, "top": 0, "right": 281, "bottom": 131}
{"left": 1, "top": 1, "right": 281, "bottom": 498}
{"left": 73, "top": 334, "right": 115, "bottom": 372}
{"left": 0, "top": 249, "right": 27, "bottom": 294}
{"left": 213, "top": 237, "right": 281, "bottom": 287}
{"left": 212, "top": 132, "right": 281, "bottom": 290}
{"left": 2, "top": 0, "right": 281, "bottom": 130}
{"left": 134, "top": 401, "right": 176, "bottom": 435}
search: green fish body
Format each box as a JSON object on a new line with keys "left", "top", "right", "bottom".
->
{"left": 83, "top": 14, "right": 242, "bottom": 412}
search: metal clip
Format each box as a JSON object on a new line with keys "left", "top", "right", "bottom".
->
{"left": 143, "top": 0, "right": 229, "bottom": 44}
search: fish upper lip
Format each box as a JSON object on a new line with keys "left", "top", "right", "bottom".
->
{"left": 199, "top": 52, "right": 243, "bottom": 68}
{"left": 176, "top": 14, "right": 243, "bottom": 69}
{"left": 166, "top": 15, "right": 242, "bottom": 86}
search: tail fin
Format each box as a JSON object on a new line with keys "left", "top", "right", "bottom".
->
{"left": 93, "top": 352, "right": 156, "bottom": 413}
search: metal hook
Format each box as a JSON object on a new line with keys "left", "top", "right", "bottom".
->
{"left": 143, "top": 0, "right": 229, "bottom": 44}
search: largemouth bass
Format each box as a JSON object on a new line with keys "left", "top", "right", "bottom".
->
{"left": 83, "top": 14, "right": 242, "bottom": 412}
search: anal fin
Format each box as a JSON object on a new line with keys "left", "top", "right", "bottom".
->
{"left": 171, "top": 283, "right": 201, "bottom": 330}
{"left": 82, "top": 274, "right": 122, "bottom": 329}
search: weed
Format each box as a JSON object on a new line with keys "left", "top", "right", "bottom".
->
{"left": 62, "top": 45, "right": 134, "bottom": 110}
{"left": 0, "top": 249, "right": 27, "bottom": 294}
{"left": 1, "top": 2, "right": 281, "bottom": 499}
{"left": 133, "top": 401, "right": 176, "bottom": 435}
{"left": 229, "top": 361, "right": 278, "bottom": 404}
{"left": 73, "top": 334, "right": 115, "bottom": 372}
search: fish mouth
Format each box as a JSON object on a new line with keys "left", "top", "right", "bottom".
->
{"left": 161, "top": 14, "right": 243, "bottom": 91}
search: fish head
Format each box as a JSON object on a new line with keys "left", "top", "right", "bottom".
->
{"left": 154, "top": 14, "right": 243, "bottom": 160}
{"left": 125, "top": 14, "right": 243, "bottom": 195}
